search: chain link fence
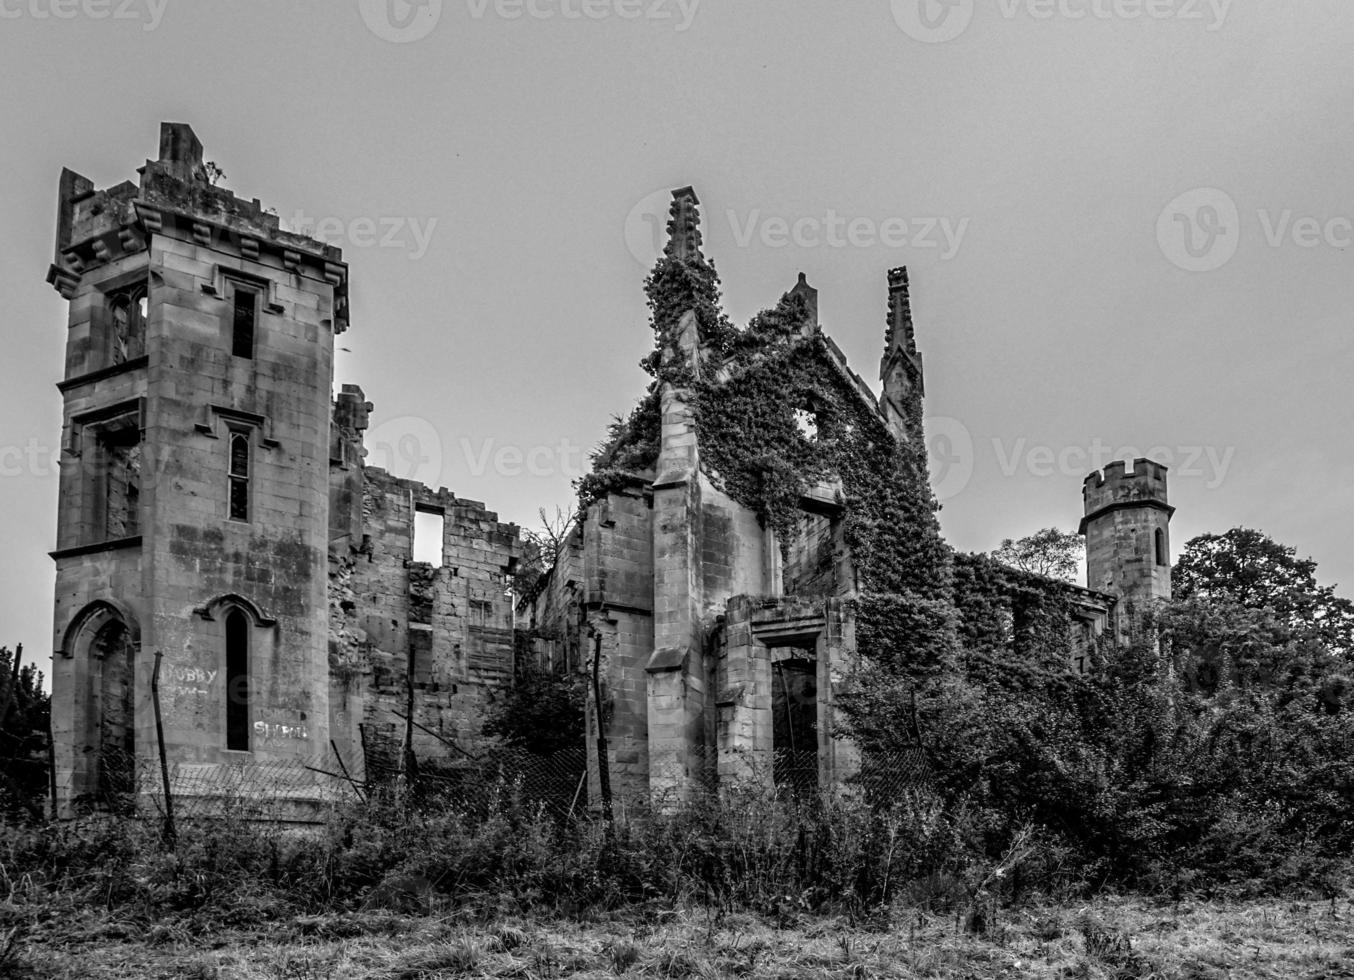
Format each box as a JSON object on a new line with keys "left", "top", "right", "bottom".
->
{"left": 638, "top": 745, "right": 935, "bottom": 816}
{"left": 67, "top": 742, "right": 589, "bottom": 827}
{"left": 71, "top": 745, "right": 361, "bottom": 823}
{"left": 364, "top": 745, "right": 590, "bottom": 821}
{"left": 57, "top": 739, "right": 931, "bottom": 837}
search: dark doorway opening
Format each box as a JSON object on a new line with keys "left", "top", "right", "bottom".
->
{"left": 772, "top": 652, "right": 818, "bottom": 796}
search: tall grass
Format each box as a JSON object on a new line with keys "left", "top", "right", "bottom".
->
{"left": 0, "top": 774, "right": 1346, "bottom": 939}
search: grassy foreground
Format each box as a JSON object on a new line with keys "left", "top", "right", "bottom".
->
{"left": 6, "top": 897, "right": 1354, "bottom": 979}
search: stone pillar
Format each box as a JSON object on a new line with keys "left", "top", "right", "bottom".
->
{"left": 819, "top": 600, "right": 860, "bottom": 793}
{"left": 646, "top": 377, "right": 708, "bottom": 802}
{"left": 716, "top": 597, "right": 773, "bottom": 792}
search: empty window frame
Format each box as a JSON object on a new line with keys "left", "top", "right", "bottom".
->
{"left": 231, "top": 285, "right": 258, "bottom": 359}
{"left": 75, "top": 411, "right": 142, "bottom": 544}
{"left": 107, "top": 282, "right": 148, "bottom": 366}
{"left": 1154, "top": 528, "right": 1167, "bottom": 567}
{"left": 413, "top": 508, "right": 445, "bottom": 566}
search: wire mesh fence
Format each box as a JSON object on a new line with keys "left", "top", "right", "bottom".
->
{"left": 854, "top": 746, "right": 934, "bottom": 803}
{"left": 364, "top": 745, "right": 590, "bottom": 821}
{"left": 70, "top": 746, "right": 361, "bottom": 823}
{"left": 61, "top": 741, "right": 589, "bottom": 828}
{"left": 639, "top": 745, "right": 935, "bottom": 815}
{"left": 47, "top": 738, "right": 933, "bottom": 843}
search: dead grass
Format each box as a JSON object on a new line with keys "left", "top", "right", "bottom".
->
{"left": 6, "top": 897, "right": 1354, "bottom": 979}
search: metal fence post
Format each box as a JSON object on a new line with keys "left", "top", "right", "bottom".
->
{"left": 150, "top": 651, "right": 176, "bottom": 847}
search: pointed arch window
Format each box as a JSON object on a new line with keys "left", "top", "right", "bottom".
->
{"left": 108, "top": 283, "right": 147, "bottom": 365}
{"left": 225, "top": 609, "right": 250, "bottom": 751}
{"left": 228, "top": 430, "right": 250, "bottom": 522}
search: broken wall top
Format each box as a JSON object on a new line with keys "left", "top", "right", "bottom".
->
{"left": 49, "top": 123, "right": 349, "bottom": 328}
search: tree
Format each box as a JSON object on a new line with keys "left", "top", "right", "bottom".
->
{"left": 512, "top": 506, "right": 575, "bottom": 599}
{"left": 1173, "top": 528, "right": 1354, "bottom": 656}
{"left": 991, "top": 528, "right": 1083, "bottom": 582}
{"left": 0, "top": 645, "right": 50, "bottom": 820}
{"left": 482, "top": 664, "right": 585, "bottom": 756}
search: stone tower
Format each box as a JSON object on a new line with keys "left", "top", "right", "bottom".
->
{"left": 45, "top": 123, "right": 349, "bottom": 814}
{"left": 1080, "top": 458, "right": 1174, "bottom": 639}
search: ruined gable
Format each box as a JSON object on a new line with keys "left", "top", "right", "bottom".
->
{"left": 529, "top": 188, "right": 958, "bottom": 804}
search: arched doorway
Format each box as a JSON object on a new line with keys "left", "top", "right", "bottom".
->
{"left": 63, "top": 602, "right": 139, "bottom": 811}
{"left": 91, "top": 619, "right": 136, "bottom": 806}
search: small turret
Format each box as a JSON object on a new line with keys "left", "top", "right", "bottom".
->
{"left": 1081, "top": 458, "right": 1174, "bottom": 638}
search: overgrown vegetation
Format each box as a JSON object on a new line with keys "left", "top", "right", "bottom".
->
{"left": 575, "top": 389, "right": 661, "bottom": 514}
{"left": 483, "top": 664, "right": 586, "bottom": 757}
{"left": 0, "top": 785, "right": 1024, "bottom": 965}
{"left": 0, "top": 646, "right": 48, "bottom": 821}
{"left": 564, "top": 246, "right": 1354, "bottom": 910}
{"left": 2, "top": 778, "right": 1353, "bottom": 977}
{"left": 611, "top": 253, "right": 957, "bottom": 689}
{"left": 878, "top": 532, "right": 1354, "bottom": 900}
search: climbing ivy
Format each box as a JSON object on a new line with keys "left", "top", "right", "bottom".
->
{"left": 578, "top": 253, "right": 1096, "bottom": 695}
{"left": 950, "top": 552, "right": 1083, "bottom": 691}
{"left": 575, "top": 388, "right": 662, "bottom": 514}
{"left": 642, "top": 254, "right": 738, "bottom": 380}
{"left": 687, "top": 283, "right": 957, "bottom": 684}
{"left": 573, "top": 253, "right": 733, "bottom": 514}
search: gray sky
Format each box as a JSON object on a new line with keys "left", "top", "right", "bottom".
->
{"left": 3, "top": 0, "right": 1351, "bottom": 668}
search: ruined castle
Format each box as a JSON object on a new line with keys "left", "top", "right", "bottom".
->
{"left": 43, "top": 124, "right": 1173, "bottom": 816}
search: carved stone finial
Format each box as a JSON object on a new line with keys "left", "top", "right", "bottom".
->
{"left": 879, "top": 266, "right": 925, "bottom": 441}
{"left": 883, "top": 266, "right": 914, "bottom": 359}
{"left": 664, "top": 186, "right": 703, "bottom": 262}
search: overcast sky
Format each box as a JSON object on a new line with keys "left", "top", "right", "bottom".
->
{"left": 2, "top": 0, "right": 1351, "bottom": 669}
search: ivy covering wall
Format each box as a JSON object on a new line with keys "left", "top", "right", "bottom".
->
{"left": 578, "top": 253, "right": 976, "bottom": 689}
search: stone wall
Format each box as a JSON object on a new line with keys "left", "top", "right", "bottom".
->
{"left": 327, "top": 467, "right": 520, "bottom": 780}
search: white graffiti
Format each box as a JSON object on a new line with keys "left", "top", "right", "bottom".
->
{"left": 254, "top": 721, "right": 310, "bottom": 741}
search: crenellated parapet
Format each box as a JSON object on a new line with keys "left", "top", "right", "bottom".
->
{"left": 1080, "top": 458, "right": 1174, "bottom": 533}
{"left": 47, "top": 122, "right": 349, "bottom": 331}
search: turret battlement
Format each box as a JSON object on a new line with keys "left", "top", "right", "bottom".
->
{"left": 1080, "top": 458, "right": 1175, "bottom": 618}
{"left": 1082, "top": 458, "right": 1171, "bottom": 526}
